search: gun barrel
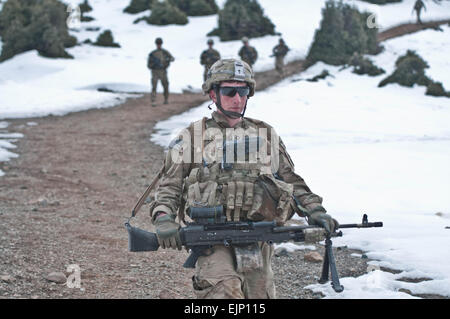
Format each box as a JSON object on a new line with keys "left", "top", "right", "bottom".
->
{"left": 338, "top": 221, "right": 383, "bottom": 228}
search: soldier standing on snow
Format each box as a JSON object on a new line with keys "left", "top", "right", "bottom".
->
{"left": 200, "top": 39, "right": 221, "bottom": 82}
{"left": 147, "top": 37, "right": 175, "bottom": 106}
{"left": 238, "top": 37, "right": 258, "bottom": 68}
{"left": 271, "top": 38, "right": 290, "bottom": 77}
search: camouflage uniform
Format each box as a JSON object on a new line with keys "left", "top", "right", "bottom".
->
{"left": 147, "top": 46, "right": 175, "bottom": 104}
{"left": 238, "top": 43, "right": 258, "bottom": 67}
{"left": 150, "top": 59, "right": 327, "bottom": 299}
{"left": 200, "top": 48, "right": 221, "bottom": 82}
{"left": 150, "top": 111, "right": 325, "bottom": 299}
{"left": 272, "top": 40, "right": 289, "bottom": 77}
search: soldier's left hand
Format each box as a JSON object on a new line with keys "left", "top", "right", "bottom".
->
{"left": 308, "top": 211, "right": 339, "bottom": 234}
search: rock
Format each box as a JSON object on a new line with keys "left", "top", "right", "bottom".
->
{"left": 158, "top": 289, "right": 179, "bottom": 299}
{"left": 0, "top": 275, "right": 15, "bottom": 283}
{"left": 45, "top": 272, "right": 67, "bottom": 284}
{"left": 304, "top": 251, "right": 323, "bottom": 263}
{"left": 37, "top": 198, "right": 48, "bottom": 207}
{"left": 275, "top": 247, "right": 289, "bottom": 257}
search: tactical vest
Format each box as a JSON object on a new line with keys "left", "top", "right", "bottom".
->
{"left": 179, "top": 116, "right": 295, "bottom": 225}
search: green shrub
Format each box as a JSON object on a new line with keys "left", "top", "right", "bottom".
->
{"left": 93, "top": 30, "right": 121, "bottom": 48}
{"left": 135, "top": 0, "right": 188, "bottom": 25}
{"left": 358, "top": 0, "right": 402, "bottom": 4}
{"left": 124, "top": 0, "right": 153, "bottom": 14}
{"left": 169, "top": 0, "right": 218, "bottom": 16}
{"left": 426, "top": 81, "right": 450, "bottom": 98}
{"left": 0, "top": 0, "right": 77, "bottom": 62}
{"left": 378, "top": 50, "right": 431, "bottom": 87}
{"left": 207, "top": 0, "right": 275, "bottom": 41}
{"left": 305, "top": 0, "right": 381, "bottom": 67}
{"left": 79, "top": 0, "right": 93, "bottom": 13}
{"left": 79, "top": 0, "right": 95, "bottom": 21}
{"left": 348, "top": 53, "right": 385, "bottom": 76}
{"left": 306, "top": 70, "right": 333, "bottom": 82}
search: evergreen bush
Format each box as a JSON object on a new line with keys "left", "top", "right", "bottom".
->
{"left": 93, "top": 30, "right": 121, "bottom": 48}
{"left": 207, "top": 0, "right": 275, "bottom": 41}
{"left": 0, "top": 0, "right": 77, "bottom": 62}
{"left": 305, "top": 0, "right": 381, "bottom": 67}
{"left": 124, "top": 0, "right": 153, "bottom": 14}
{"left": 426, "top": 81, "right": 450, "bottom": 98}
{"left": 79, "top": 0, "right": 93, "bottom": 13}
{"left": 134, "top": 0, "right": 188, "bottom": 25}
{"left": 348, "top": 53, "right": 385, "bottom": 76}
{"left": 378, "top": 50, "right": 431, "bottom": 87}
{"left": 169, "top": 0, "right": 218, "bottom": 16}
{"left": 79, "top": 0, "right": 95, "bottom": 21}
{"left": 358, "top": 0, "right": 402, "bottom": 4}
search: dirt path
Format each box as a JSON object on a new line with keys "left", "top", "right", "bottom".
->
{"left": 1, "top": 20, "right": 449, "bottom": 299}
{"left": 377, "top": 19, "right": 450, "bottom": 42}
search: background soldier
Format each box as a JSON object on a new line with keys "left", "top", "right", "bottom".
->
{"left": 271, "top": 38, "right": 290, "bottom": 77}
{"left": 147, "top": 37, "right": 175, "bottom": 106}
{"left": 412, "top": 0, "right": 426, "bottom": 24}
{"left": 200, "top": 39, "right": 221, "bottom": 82}
{"left": 238, "top": 37, "right": 258, "bottom": 68}
{"left": 150, "top": 58, "right": 339, "bottom": 299}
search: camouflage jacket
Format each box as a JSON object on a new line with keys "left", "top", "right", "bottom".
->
{"left": 238, "top": 45, "right": 258, "bottom": 66}
{"left": 200, "top": 48, "right": 221, "bottom": 68}
{"left": 272, "top": 44, "right": 289, "bottom": 58}
{"left": 147, "top": 48, "right": 175, "bottom": 70}
{"left": 150, "top": 111, "right": 325, "bottom": 224}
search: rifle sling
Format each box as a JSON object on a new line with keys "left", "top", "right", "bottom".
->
{"left": 131, "top": 165, "right": 165, "bottom": 218}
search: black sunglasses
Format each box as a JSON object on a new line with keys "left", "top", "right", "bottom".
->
{"left": 219, "top": 86, "right": 250, "bottom": 97}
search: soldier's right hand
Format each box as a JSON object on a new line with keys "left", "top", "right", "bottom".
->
{"left": 154, "top": 214, "right": 182, "bottom": 250}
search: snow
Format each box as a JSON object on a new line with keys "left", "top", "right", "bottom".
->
{"left": 0, "top": 0, "right": 450, "bottom": 298}
{"left": 151, "top": 26, "right": 450, "bottom": 298}
{"left": 1, "top": 0, "right": 450, "bottom": 120}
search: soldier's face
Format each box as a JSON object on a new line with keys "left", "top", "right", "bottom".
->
{"left": 211, "top": 81, "right": 248, "bottom": 115}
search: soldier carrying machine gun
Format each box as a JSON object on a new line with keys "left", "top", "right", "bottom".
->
{"left": 126, "top": 205, "right": 382, "bottom": 293}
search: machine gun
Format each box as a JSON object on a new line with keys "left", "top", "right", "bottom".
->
{"left": 125, "top": 206, "right": 382, "bottom": 293}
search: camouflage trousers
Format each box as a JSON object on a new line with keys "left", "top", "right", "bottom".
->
{"left": 192, "top": 243, "right": 276, "bottom": 299}
{"left": 275, "top": 57, "right": 285, "bottom": 77}
{"left": 151, "top": 69, "right": 169, "bottom": 101}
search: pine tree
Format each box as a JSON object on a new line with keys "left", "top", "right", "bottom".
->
{"left": 0, "top": 0, "right": 77, "bottom": 62}
{"left": 124, "top": 0, "right": 153, "bottom": 14}
{"left": 208, "top": 0, "right": 275, "bottom": 41}
{"left": 305, "top": 0, "right": 380, "bottom": 67}
{"left": 169, "top": 0, "right": 218, "bottom": 16}
{"left": 378, "top": 50, "right": 431, "bottom": 87}
{"left": 135, "top": 0, "right": 188, "bottom": 25}
{"left": 93, "top": 30, "right": 121, "bottom": 48}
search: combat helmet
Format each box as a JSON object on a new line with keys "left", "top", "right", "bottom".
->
{"left": 202, "top": 58, "right": 256, "bottom": 118}
{"left": 207, "top": 39, "right": 214, "bottom": 45}
{"left": 155, "top": 37, "right": 163, "bottom": 45}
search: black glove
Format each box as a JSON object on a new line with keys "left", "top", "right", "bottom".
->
{"left": 307, "top": 209, "right": 339, "bottom": 234}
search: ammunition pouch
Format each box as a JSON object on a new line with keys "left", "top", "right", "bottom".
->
{"left": 233, "top": 243, "right": 264, "bottom": 273}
